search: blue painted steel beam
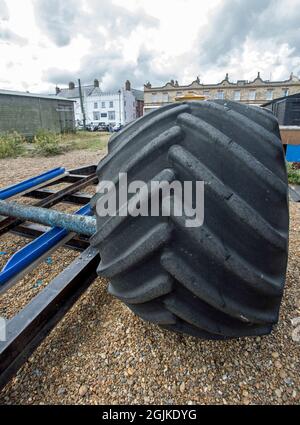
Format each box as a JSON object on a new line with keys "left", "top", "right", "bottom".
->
{"left": 0, "top": 167, "right": 65, "bottom": 200}
{"left": 286, "top": 145, "right": 300, "bottom": 162}
{"left": 0, "top": 205, "right": 93, "bottom": 286}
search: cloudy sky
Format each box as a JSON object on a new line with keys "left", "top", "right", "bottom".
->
{"left": 0, "top": 0, "right": 300, "bottom": 94}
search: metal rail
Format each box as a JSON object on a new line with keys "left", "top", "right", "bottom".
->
{"left": 0, "top": 165, "right": 100, "bottom": 391}
{"left": 0, "top": 201, "right": 96, "bottom": 237}
{"left": 0, "top": 205, "right": 93, "bottom": 288}
{"left": 0, "top": 168, "right": 65, "bottom": 200}
{"left": 0, "top": 247, "right": 99, "bottom": 390}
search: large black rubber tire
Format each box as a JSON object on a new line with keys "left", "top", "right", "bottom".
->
{"left": 91, "top": 100, "right": 289, "bottom": 339}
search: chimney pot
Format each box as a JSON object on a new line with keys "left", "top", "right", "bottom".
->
{"left": 69, "top": 81, "right": 75, "bottom": 90}
{"left": 55, "top": 86, "right": 61, "bottom": 95}
{"left": 125, "top": 80, "right": 131, "bottom": 91}
{"left": 94, "top": 79, "right": 99, "bottom": 88}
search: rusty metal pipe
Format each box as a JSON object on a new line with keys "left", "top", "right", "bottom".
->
{"left": 0, "top": 200, "right": 96, "bottom": 237}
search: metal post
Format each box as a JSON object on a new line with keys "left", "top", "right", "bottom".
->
{"left": 118, "top": 89, "right": 122, "bottom": 126}
{"left": 78, "top": 78, "right": 86, "bottom": 130}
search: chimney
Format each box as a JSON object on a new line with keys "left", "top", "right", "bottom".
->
{"left": 94, "top": 79, "right": 99, "bottom": 88}
{"left": 125, "top": 80, "right": 131, "bottom": 91}
{"left": 55, "top": 86, "right": 61, "bottom": 95}
{"left": 69, "top": 81, "right": 75, "bottom": 90}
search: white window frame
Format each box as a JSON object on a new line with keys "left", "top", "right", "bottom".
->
{"left": 248, "top": 90, "right": 256, "bottom": 101}
{"left": 109, "top": 101, "right": 114, "bottom": 108}
{"left": 94, "top": 102, "right": 98, "bottom": 109}
{"left": 101, "top": 101, "right": 106, "bottom": 108}
{"left": 216, "top": 90, "right": 224, "bottom": 100}
{"left": 163, "top": 93, "right": 169, "bottom": 102}
{"left": 152, "top": 93, "right": 158, "bottom": 103}
{"left": 266, "top": 89, "right": 273, "bottom": 101}
{"left": 233, "top": 90, "right": 241, "bottom": 101}
{"left": 282, "top": 88, "right": 289, "bottom": 97}
{"left": 108, "top": 111, "right": 115, "bottom": 121}
{"left": 93, "top": 111, "right": 100, "bottom": 121}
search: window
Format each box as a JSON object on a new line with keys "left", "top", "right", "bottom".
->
{"left": 283, "top": 88, "right": 289, "bottom": 97}
{"left": 108, "top": 111, "right": 115, "bottom": 121}
{"left": 94, "top": 102, "right": 98, "bottom": 109}
{"left": 163, "top": 93, "right": 169, "bottom": 102}
{"left": 102, "top": 101, "right": 106, "bottom": 108}
{"left": 266, "top": 89, "right": 273, "bottom": 101}
{"left": 203, "top": 90, "right": 210, "bottom": 96}
{"left": 176, "top": 91, "right": 183, "bottom": 96}
{"left": 93, "top": 112, "right": 100, "bottom": 121}
{"left": 215, "top": 91, "right": 224, "bottom": 100}
{"left": 101, "top": 113, "right": 107, "bottom": 118}
{"left": 109, "top": 101, "right": 114, "bottom": 108}
{"left": 248, "top": 90, "right": 256, "bottom": 101}
{"left": 233, "top": 91, "right": 241, "bottom": 101}
{"left": 152, "top": 93, "right": 158, "bottom": 103}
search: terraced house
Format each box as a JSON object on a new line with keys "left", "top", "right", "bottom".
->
{"left": 56, "top": 80, "right": 144, "bottom": 126}
{"left": 144, "top": 72, "right": 300, "bottom": 114}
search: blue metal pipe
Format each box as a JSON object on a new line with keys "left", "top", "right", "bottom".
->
{"left": 0, "top": 205, "right": 93, "bottom": 286}
{"left": 0, "top": 167, "right": 65, "bottom": 200}
{"left": 0, "top": 200, "right": 96, "bottom": 237}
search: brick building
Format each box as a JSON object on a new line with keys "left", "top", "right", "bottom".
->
{"left": 144, "top": 72, "right": 300, "bottom": 114}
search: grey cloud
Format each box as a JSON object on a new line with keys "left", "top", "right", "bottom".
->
{"left": 34, "top": 0, "right": 158, "bottom": 47}
{"left": 0, "top": 0, "right": 9, "bottom": 20}
{"left": 0, "top": 0, "right": 26, "bottom": 47}
{"left": 254, "top": 3, "right": 300, "bottom": 55}
{"left": 198, "top": 0, "right": 300, "bottom": 69}
{"left": 199, "top": 0, "right": 272, "bottom": 65}
{"left": 36, "top": 0, "right": 160, "bottom": 90}
{"left": 43, "top": 44, "right": 168, "bottom": 91}
{"left": 0, "top": 27, "right": 28, "bottom": 46}
{"left": 34, "top": 0, "right": 77, "bottom": 46}
{"left": 134, "top": 48, "right": 174, "bottom": 86}
{"left": 43, "top": 68, "right": 77, "bottom": 84}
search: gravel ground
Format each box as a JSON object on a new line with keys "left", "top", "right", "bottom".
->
{"left": 0, "top": 153, "right": 299, "bottom": 405}
{"left": 0, "top": 149, "right": 104, "bottom": 187}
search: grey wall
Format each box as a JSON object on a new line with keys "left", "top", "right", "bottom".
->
{"left": 0, "top": 94, "right": 75, "bottom": 137}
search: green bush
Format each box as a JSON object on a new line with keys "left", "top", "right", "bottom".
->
{"left": 33, "top": 129, "right": 64, "bottom": 156}
{"left": 0, "top": 131, "right": 25, "bottom": 158}
{"left": 287, "top": 162, "right": 300, "bottom": 185}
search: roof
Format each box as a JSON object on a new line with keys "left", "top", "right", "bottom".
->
{"left": 56, "top": 84, "right": 144, "bottom": 101}
{"left": 57, "top": 85, "right": 96, "bottom": 99}
{"left": 132, "top": 89, "right": 144, "bottom": 102}
{"left": 145, "top": 74, "right": 300, "bottom": 92}
{"left": 0, "top": 88, "right": 74, "bottom": 102}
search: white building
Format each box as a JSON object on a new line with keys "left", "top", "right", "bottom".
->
{"left": 56, "top": 80, "right": 143, "bottom": 127}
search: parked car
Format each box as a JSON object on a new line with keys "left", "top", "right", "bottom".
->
{"left": 86, "top": 122, "right": 99, "bottom": 132}
{"left": 98, "top": 123, "right": 110, "bottom": 132}
{"left": 112, "top": 123, "right": 123, "bottom": 132}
